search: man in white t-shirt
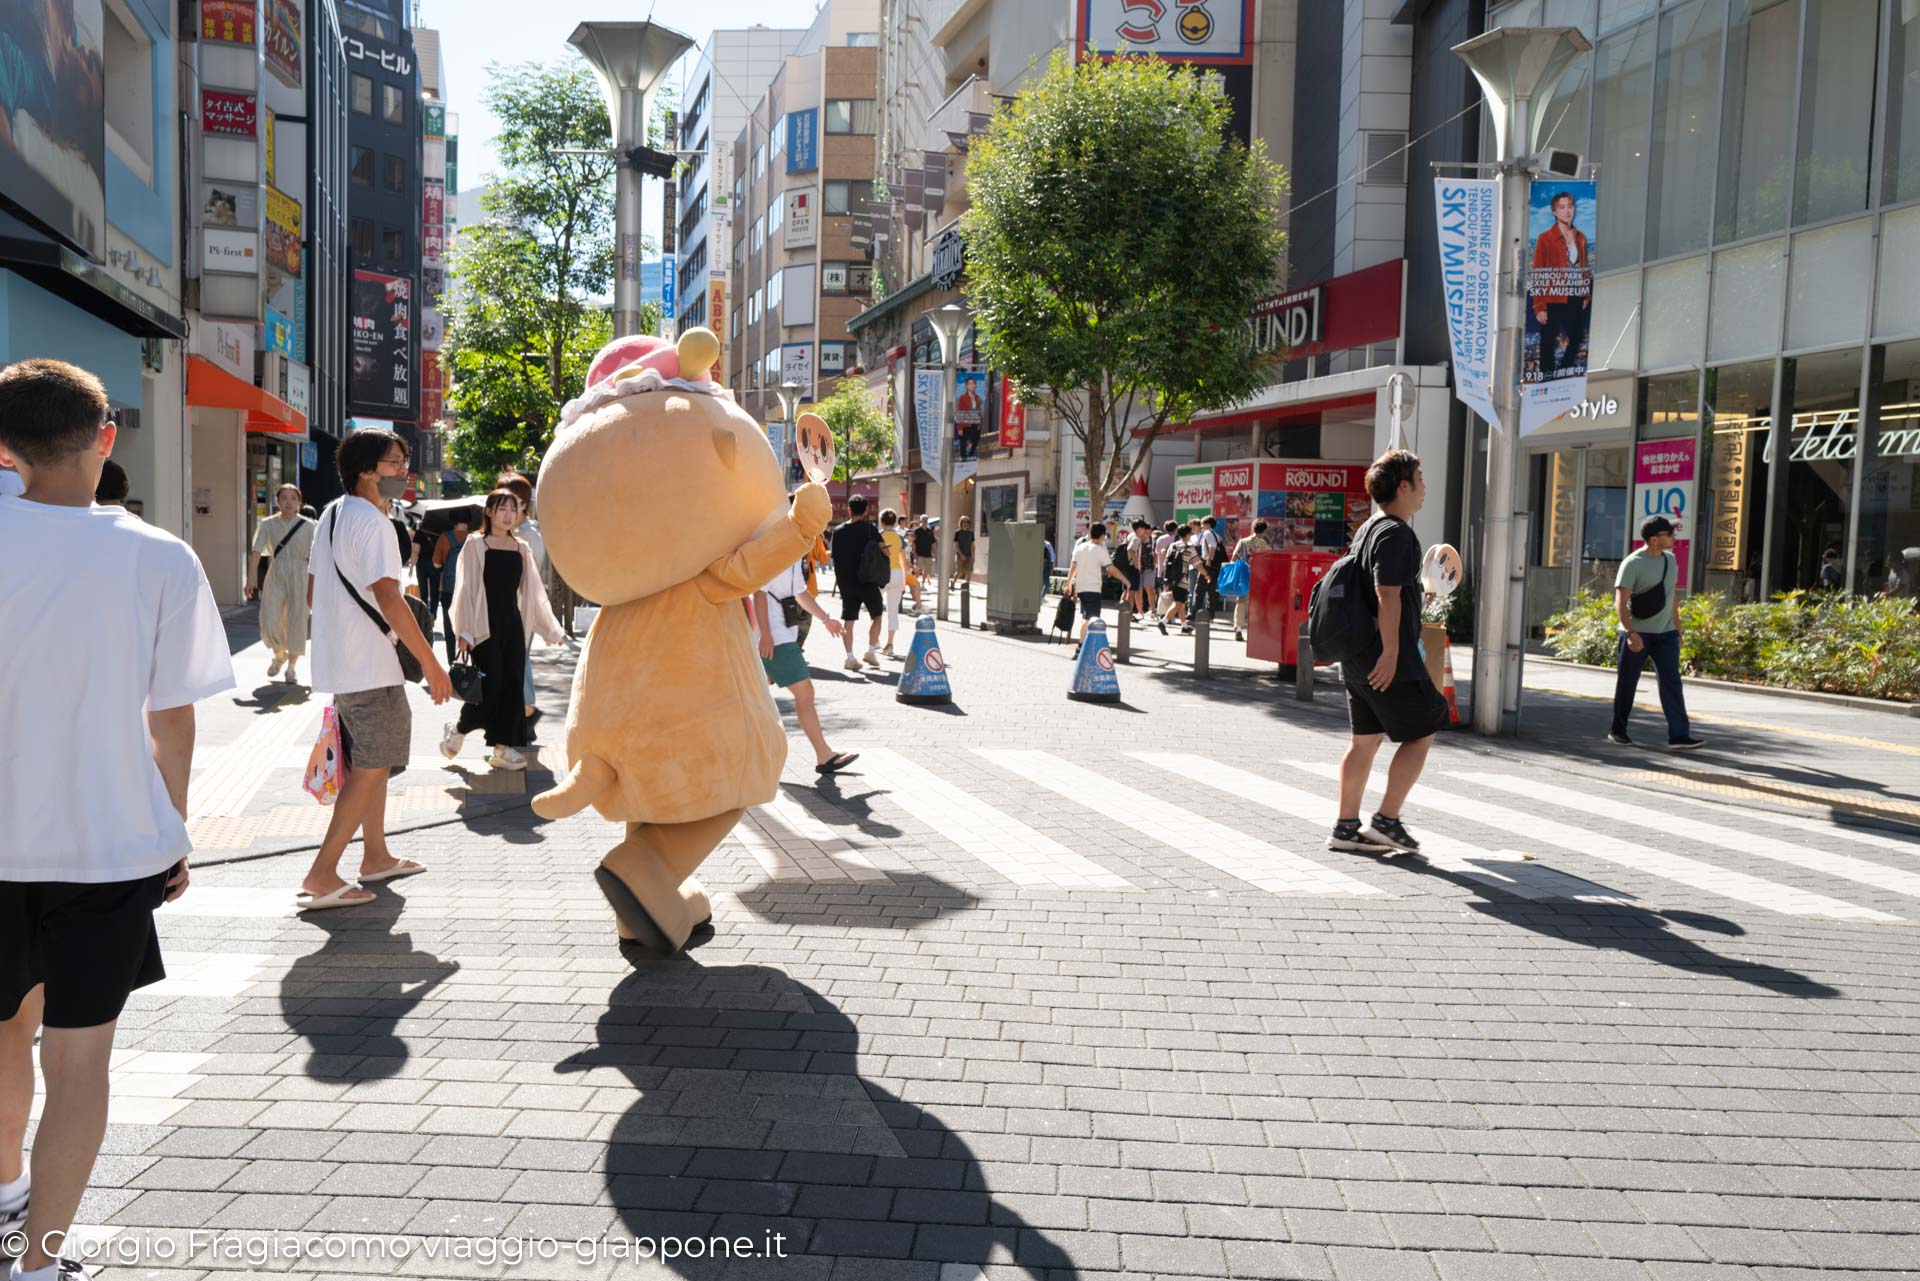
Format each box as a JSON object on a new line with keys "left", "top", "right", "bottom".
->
{"left": 0, "top": 359, "right": 234, "bottom": 1281}
{"left": 300, "top": 428, "right": 451, "bottom": 912}
{"left": 754, "top": 554, "right": 855, "bottom": 774}
{"left": 1063, "top": 522, "right": 1127, "bottom": 656}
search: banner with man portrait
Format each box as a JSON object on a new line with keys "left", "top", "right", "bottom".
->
{"left": 1521, "top": 178, "right": 1597, "bottom": 436}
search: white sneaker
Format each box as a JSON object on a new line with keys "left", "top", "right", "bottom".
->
{"left": 439, "top": 723, "right": 466, "bottom": 760}
{"left": 844, "top": 655, "right": 864, "bottom": 673}
{"left": 266, "top": 654, "right": 283, "bottom": 677}
{"left": 489, "top": 747, "right": 528, "bottom": 772}
{"left": 863, "top": 649, "right": 882, "bottom": 669}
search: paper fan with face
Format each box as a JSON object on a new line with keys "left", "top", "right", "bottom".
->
{"left": 794, "top": 411, "right": 836, "bottom": 484}
{"left": 1421, "top": 543, "right": 1464, "bottom": 597}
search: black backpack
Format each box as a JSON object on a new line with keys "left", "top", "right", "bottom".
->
{"left": 1307, "top": 518, "right": 1386, "bottom": 666}
{"left": 859, "top": 530, "right": 892, "bottom": 587}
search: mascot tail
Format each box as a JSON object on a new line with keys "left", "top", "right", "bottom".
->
{"left": 531, "top": 753, "right": 615, "bottom": 820}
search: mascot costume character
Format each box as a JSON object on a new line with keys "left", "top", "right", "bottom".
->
{"left": 531, "top": 328, "right": 832, "bottom": 956}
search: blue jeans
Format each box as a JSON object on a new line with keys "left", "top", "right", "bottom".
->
{"left": 1612, "top": 629, "right": 1691, "bottom": 741}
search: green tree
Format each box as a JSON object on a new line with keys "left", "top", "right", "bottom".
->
{"left": 961, "top": 54, "right": 1289, "bottom": 518}
{"left": 811, "top": 376, "right": 895, "bottom": 484}
{"left": 442, "top": 60, "right": 663, "bottom": 477}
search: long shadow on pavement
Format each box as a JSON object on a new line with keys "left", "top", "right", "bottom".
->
{"left": 558, "top": 878, "right": 1077, "bottom": 1278}
{"left": 278, "top": 886, "right": 460, "bottom": 1081}
{"left": 1397, "top": 859, "right": 1842, "bottom": 997}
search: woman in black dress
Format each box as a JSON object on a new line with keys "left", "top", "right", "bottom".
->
{"left": 441, "top": 489, "right": 564, "bottom": 771}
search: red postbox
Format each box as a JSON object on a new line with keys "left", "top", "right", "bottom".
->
{"left": 1247, "top": 550, "right": 1338, "bottom": 669}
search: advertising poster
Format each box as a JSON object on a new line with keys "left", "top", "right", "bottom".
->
{"left": 203, "top": 181, "right": 257, "bottom": 228}
{"left": 423, "top": 102, "right": 446, "bottom": 141}
{"left": 264, "top": 0, "right": 301, "bottom": 87}
{"left": 350, "top": 270, "right": 413, "bottom": 415}
{"left": 1174, "top": 464, "right": 1214, "bottom": 524}
{"left": 203, "top": 89, "right": 256, "bottom": 138}
{"left": 1211, "top": 462, "right": 1255, "bottom": 544}
{"left": 786, "top": 109, "right": 818, "bottom": 173}
{"left": 1522, "top": 179, "right": 1597, "bottom": 435}
{"left": 264, "top": 185, "right": 300, "bottom": 277}
{"left": 709, "top": 278, "right": 726, "bottom": 376}
{"left": 203, "top": 227, "right": 258, "bottom": 273}
{"left": 1248, "top": 461, "right": 1370, "bottom": 550}
{"left": 913, "top": 369, "right": 944, "bottom": 468}
{"left": 999, "top": 378, "right": 1027, "bottom": 450}
{"left": 263, "top": 305, "right": 294, "bottom": 355}
{"left": 0, "top": 0, "right": 105, "bottom": 259}
{"left": 780, "top": 343, "right": 813, "bottom": 397}
{"left": 783, "top": 187, "right": 815, "bottom": 250}
{"left": 202, "top": 0, "right": 255, "bottom": 44}
{"left": 1077, "top": 0, "right": 1255, "bottom": 64}
{"left": 1632, "top": 438, "right": 1697, "bottom": 585}
{"left": 953, "top": 370, "right": 985, "bottom": 461}
{"left": 1435, "top": 178, "right": 1501, "bottom": 433}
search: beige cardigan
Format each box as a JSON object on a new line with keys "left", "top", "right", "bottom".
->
{"left": 449, "top": 534, "right": 566, "bottom": 650}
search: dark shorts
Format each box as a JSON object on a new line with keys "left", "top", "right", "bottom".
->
{"left": 1170, "top": 582, "right": 1189, "bottom": 603}
{"left": 1120, "top": 565, "right": 1141, "bottom": 589}
{"left": 840, "top": 583, "right": 885, "bottom": 622}
{"left": 1, "top": 870, "right": 170, "bottom": 1028}
{"left": 335, "top": 684, "right": 412, "bottom": 771}
{"left": 1344, "top": 671, "right": 1450, "bottom": 743}
{"left": 761, "top": 641, "right": 810, "bottom": 688}
{"left": 1078, "top": 591, "right": 1104, "bottom": 619}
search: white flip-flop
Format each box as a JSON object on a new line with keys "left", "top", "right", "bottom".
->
{"left": 358, "top": 859, "right": 427, "bottom": 884}
{"left": 295, "top": 885, "right": 375, "bottom": 911}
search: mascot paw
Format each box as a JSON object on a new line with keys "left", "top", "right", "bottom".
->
{"left": 790, "top": 482, "right": 832, "bottom": 538}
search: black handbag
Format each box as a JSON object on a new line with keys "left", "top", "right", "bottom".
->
{"left": 448, "top": 661, "right": 485, "bottom": 704}
{"left": 1052, "top": 593, "right": 1076, "bottom": 635}
{"left": 1629, "top": 554, "right": 1670, "bottom": 620}
{"left": 326, "top": 505, "right": 434, "bottom": 683}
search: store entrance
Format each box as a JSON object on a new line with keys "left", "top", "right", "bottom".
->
{"left": 1526, "top": 445, "right": 1629, "bottom": 630}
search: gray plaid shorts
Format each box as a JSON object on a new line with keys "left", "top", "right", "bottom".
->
{"left": 334, "top": 684, "right": 412, "bottom": 771}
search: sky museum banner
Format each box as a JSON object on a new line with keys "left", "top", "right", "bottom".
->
{"left": 1435, "top": 179, "right": 1499, "bottom": 434}
{"left": 1522, "top": 179, "right": 1596, "bottom": 436}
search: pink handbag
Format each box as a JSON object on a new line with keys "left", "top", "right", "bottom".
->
{"left": 302, "top": 706, "right": 344, "bottom": 805}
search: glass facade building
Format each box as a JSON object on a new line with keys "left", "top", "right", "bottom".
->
{"left": 1496, "top": 0, "right": 1920, "bottom": 611}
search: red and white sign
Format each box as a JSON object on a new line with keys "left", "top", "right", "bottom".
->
{"left": 202, "top": 89, "right": 257, "bottom": 138}
{"left": 999, "top": 378, "right": 1027, "bottom": 450}
{"left": 202, "top": 0, "right": 256, "bottom": 45}
{"left": 1247, "top": 259, "right": 1403, "bottom": 364}
{"left": 1263, "top": 463, "right": 1367, "bottom": 493}
{"left": 421, "top": 180, "right": 445, "bottom": 268}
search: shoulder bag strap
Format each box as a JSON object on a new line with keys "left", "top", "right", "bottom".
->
{"left": 327, "top": 505, "right": 394, "bottom": 638}
{"left": 271, "top": 516, "right": 307, "bottom": 558}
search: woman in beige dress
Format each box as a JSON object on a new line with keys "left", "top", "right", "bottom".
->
{"left": 248, "top": 483, "right": 314, "bottom": 682}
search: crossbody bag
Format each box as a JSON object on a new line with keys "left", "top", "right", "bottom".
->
{"left": 325, "top": 503, "right": 434, "bottom": 683}
{"left": 1628, "top": 554, "right": 1670, "bottom": 621}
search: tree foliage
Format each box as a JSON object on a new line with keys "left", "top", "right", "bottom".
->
{"left": 961, "top": 53, "right": 1288, "bottom": 517}
{"left": 810, "top": 376, "right": 895, "bottom": 485}
{"left": 442, "top": 60, "right": 661, "bottom": 478}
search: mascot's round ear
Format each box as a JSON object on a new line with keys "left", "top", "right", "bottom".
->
{"left": 677, "top": 328, "right": 720, "bottom": 382}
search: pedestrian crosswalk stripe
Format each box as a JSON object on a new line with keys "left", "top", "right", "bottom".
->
{"left": 862, "top": 750, "right": 1138, "bottom": 889}
{"left": 978, "top": 749, "right": 1385, "bottom": 898}
{"left": 1286, "top": 761, "right": 1898, "bottom": 922}
{"left": 1460, "top": 771, "right": 1920, "bottom": 905}
{"left": 736, "top": 793, "right": 891, "bottom": 883}
{"left": 1139, "top": 754, "right": 1634, "bottom": 903}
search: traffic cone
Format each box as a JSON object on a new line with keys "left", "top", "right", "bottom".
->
{"left": 896, "top": 615, "right": 952, "bottom": 705}
{"left": 1440, "top": 644, "right": 1461, "bottom": 725}
{"left": 1068, "top": 619, "right": 1122, "bottom": 703}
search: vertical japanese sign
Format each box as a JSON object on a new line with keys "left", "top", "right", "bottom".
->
{"left": 201, "top": 0, "right": 256, "bottom": 44}
{"left": 914, "top": 370, "right": 944, "bottom": 467}
{"left": 1522, "top": 179, "right": 1597, "bottom": 435}
{"left": 708, "top": 278, "right": 726, "bottom": 377}
{"left": 1174, "top": 464, "right": 1214, "bottom": 524}
{"left": 999, "top": 378, "right": 1027, "bottom": 450}
{"left": 350, "top": 271, "right": 413, "bottom": 415}
{"left": 1632, "top": 438, "right": 1697, "bottom": 585}
{"left": 1435, "top": 178, "right": 1501, "bottom": 434}
{"left": 421, "top": 179, "right": 445, "bottom": 268}
{"left": 423, "top": 102, "right": 446, "bottom": 140}
{"left": 264, "top": 0, "right": 302, "bottom": 87}
{"left": 786, "top": 109, "right": 819, "bottom": 173}
{"left": 202, "top": 90, "right": 257, "bottom": 137}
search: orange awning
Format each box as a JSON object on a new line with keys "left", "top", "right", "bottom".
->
{"left": 185, "top": 355, "right": 307, "bottom": 436}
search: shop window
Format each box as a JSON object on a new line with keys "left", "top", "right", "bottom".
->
{"left": 1885, "top": 8, "right": 1920, "bottom": 205}
{"left": 383, "top": 83, "right": 406, "bottom": 126}
{"left": 382, "top": 153, "right": 405, "bottom": 192}
{"left": 767, "top": 268, "right": 783, "bottom": 314}
{"left": 1716, "top": 0, "right": 1798, "bottom": 244}
{"left": 1702, "top": 360, "right": 1775, "bottom": 601}
{"left": 351, "top": 74, "right": 374, "bottom": 116}
{"left": 1642, "top": 371, "right": 1701, "bottom": 439}
{"left": 824, "top": 180, "right": 873, "bottom": 215}
{"left": 1707, "top": 238, "right": 1785, "bottom": 364}
{"left": 1786, "top": 218, "right": 1872, "bottom": 352}
{"left": 769, "top": 194, "right": 784, "bottom": 236}
{"left": 1793, "top": 0, "right": 1878, "bottom": 226}
{"left": 1775, "top": 347, "right": 1862, "bottom": 592}
{"left": 1861, "top": 340, "right": 1920, "bottom": 598}
{"left": 350, "top": 146, "right": 374, "bottom": 187}
{"left": 350, "top": 217, "right": 374, "bottom": 257}
{"left": 1592, "top": 20, "right": 1655, "bottom": 264}
{"left": 1645, "top": 0, "right": 1721, "bottom": 262}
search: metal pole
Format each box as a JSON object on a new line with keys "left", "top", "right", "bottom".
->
{"left": 936, "top": 351, "right": 957, "bottom": 622}
{"left": 612, "top": 86, "right": 646, "bottom": 339}
{"left": 1116, "top": 604, "right": 1129, "bottom": 662}
{"left": 1470, "top": 98, "right": 1534, "bottom": 738}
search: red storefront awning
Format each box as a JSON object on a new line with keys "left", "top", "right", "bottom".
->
{"left": 185, "top": 355, "right": 306, "bottom": 436}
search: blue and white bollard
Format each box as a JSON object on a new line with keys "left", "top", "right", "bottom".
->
{"left": 1068, "top": 618, "right": 1122, "bottom": 703}
{"left": 897, "top": 615, "right": 953, "bottom": 705}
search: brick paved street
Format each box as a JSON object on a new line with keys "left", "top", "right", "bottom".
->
{"left": 35, "top": 595, "right": 1920, "bottom": 1281}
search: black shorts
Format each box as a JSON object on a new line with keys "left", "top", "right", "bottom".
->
{"left": 1344, "top": 671, "right": 1450, "bottom": 743}
{"left": 840, "top": 583, "right": 885, "bottom": 622}
{"left": 1120, "top": 565, "right": 1141, "bottom": 589}
{"left": 1170, "top": 582, "right": 1189, "bottom": 603}
{"left": 1, "top": 870, "right": 170, "bottom": 1028}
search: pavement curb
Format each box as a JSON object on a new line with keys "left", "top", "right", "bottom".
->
{"left": 1526, "top": 652, "right": 1920, "bottom": 718}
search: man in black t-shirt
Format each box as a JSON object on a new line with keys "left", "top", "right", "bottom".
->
{"left": 1329, "top": 449, "right": 1449, "bottom": 858}
{"left": 829, "top": 496, "right": 886, "bottom": 672}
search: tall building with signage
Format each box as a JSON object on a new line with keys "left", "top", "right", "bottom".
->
{"left": 413, "top": 23, "right": 448, "bottom": 492}
{"left": 340, "top": 0, "right": 421, "bottom": 467}
{"left": 185, "top": 0, "right": 333, "bottom": 603}
{"left": 727, "top": 0, "right": 881, "bottom": 487}
{"left": 0, "top": 0, "right": 189, "bottom": 532}
{"left": 673, "top": 25, "right": 809, "bottom": 383}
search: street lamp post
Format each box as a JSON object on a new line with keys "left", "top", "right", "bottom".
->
{"left": 1451, "top": 26, "right": 1591, "bottom": 737}
{"left": 568, "top": 21, "right": 694, "bottom": 339}
{"left": 773, "top": 381, "right": 805, "bottom": 483}
{"left": 927, "top": 304, "right": 970, "bottom": 622}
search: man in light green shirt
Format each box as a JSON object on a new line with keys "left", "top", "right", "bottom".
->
{"left": 1608, "top": 515, "right": 1703, "bottom": 750}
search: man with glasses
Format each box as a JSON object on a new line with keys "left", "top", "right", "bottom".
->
{"left": 300, "top": 428, "right": 451, "bottom": 911}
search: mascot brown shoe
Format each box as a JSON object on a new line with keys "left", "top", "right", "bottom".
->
{"left": 532, "top": 328, "right": 832, "bottom": 956}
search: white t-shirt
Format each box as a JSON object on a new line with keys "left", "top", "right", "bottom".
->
{"left": 0, "top": 469, "right": 23, "bottom": 499}
{"left": 0, "top": 499, "right": 234, "bottom": 882}
{"left": 308, "top": 496, "right": 406, "bottom": 694}
{"left": 519, "top": 517, "right": 548, "bottom": 573}
{"left": 760, "top": 561, "right": 807, "bottom": 646}
{"left": 1068, "top": 540, "right": 1112, "bottom": 591}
